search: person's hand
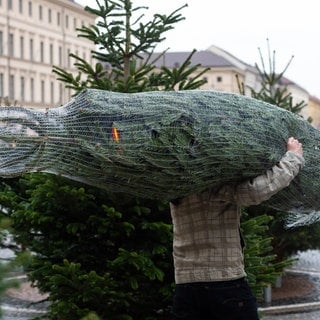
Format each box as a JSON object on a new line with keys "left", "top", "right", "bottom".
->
{"left": 287, "top": 137, "right": 303, "bottom": 156}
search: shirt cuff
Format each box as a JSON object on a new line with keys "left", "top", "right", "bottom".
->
{"left": 285, "top": 150, "right": 305, "bottom": 169}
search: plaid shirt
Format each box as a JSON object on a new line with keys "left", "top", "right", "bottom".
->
{"left": 170, "top": 151, "right": 305, "bottom": 284}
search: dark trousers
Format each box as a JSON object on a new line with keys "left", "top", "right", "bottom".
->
{"left": 172, "top": 278, "right": 260, "bottom": 320}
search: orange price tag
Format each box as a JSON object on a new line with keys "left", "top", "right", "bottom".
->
{"left": 112, "top": 127, "right": 120, "bottom": 142}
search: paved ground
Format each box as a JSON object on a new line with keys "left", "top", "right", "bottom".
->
{"left": 2, "top": 249, "right": 320, "bottom": 319}
{"left": 1, "top": 281, "right": 48, "bottom": 320}
{"left": 260, "top": 249, "right": 320, "bottom": 319}
{"left": 263, "top": 310, "right": 320, "bottom": 319}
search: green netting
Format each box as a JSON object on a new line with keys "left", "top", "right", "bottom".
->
{"left": 0, "top": 89, "right": 319, "bottom": 226}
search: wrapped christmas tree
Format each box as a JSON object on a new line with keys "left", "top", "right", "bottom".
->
{"left": 0, "top": 89, "right": 319, "bottom": 225}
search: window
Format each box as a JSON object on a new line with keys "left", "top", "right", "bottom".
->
{"left": 9, "top": 75, "right": 14, "bottom": 101}
{"left": 30, "top": 39, "right": 34, "bottom": 61}
{"left": 20, "top": 36, "right": 24, "bottom": 59}
{"left": 67, "top": 48, "right": 71, "bottom": 67}
{"left": 50, "top": 44, "right": 53, "bottom": 64}
{"left": 41, "top": 80, "right": 45, "bottom": 103}
{"left": 57, "top": 12, "right": 60, "bottom": 26}
{"left": 59, "top": 46, "right": 62, "bottom": 66}
{"left": 19, "top": 0, "right": 23, "bottom": 13}
{"left": 74, "top": 18, "right": 77, "bottom": 30}
{"left": 39, "top": 5, "right": 43, "bottom": 20}
{"left": 59, "top": 83, "right": 63, "bottom": 104}
{"left": 48, "top": 9, "right": 52, "bottom": 23}
{"left": 217, "top": 76, "right": 222, "bottom": 82}
{"left": 9, "top": 33, "right": 14, "bottom": 57}
{"left": 0, "top": 31, "right": 3, "bottom": 55}
{"left": 28, "top": 1, "right": 32, "bottom": 17}
{"left": 30, "top": 78, "right": 34, "bottom": 102}
{"left": 8, "top": 0, "right": 12, "bottom": 10}
{"left": 20, "top": 77, "right": 25, "bottom": 101}
{"left": 50, "top": 81, "right": 54, "bottom": 104}
{"left": 40, "top": 41, "right": 44, "bottom": 62}
{"left": 0, "top": 73, "right": 3, "bottom": 98}
{"left": 65, "top": 15, "right": 69, "bottom": 28}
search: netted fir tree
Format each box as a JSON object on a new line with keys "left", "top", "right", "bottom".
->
{"left": 240, "top": 42, "right": 320, "bottom": 296}
{"left": 1, "top": 1, "right": 208, "bottom": 319}
{"left": 0, "top": 2, "right": 293, "bottom": 319}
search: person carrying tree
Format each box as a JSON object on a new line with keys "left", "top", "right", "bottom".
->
{"left": 170, "top": 137, "right": 304, "bottom": 320}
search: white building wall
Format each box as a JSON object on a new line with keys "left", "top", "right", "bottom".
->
{"left": 0, "top": 0, "right": 95, "bottom": 108}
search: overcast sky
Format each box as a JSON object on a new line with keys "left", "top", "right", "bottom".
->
{"left": 75, "top": 0, "right": 320, "bottom": 98}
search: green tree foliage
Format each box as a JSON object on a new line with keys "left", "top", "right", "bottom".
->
{"left": 251, "top": 52, "right": 306, "bottom": 114}
{"left": 0, "top": 2, "right": 296, "bottom": 319}
{"left": 241, "top": 212, "right": 293, "bottom": 298}
{"left": 241, "top": 41, "right": 320, "bottom": 264}
{"left": 5, "top": 174, "right": 173, "bottom": 319}
{"left": 0, "top": 219, "right": 21, "bottom": 318}
{"left": 52, "top": 0, "right": 208, "bottom": 93}
{"left": 0, "top": 1, "right": 206, "bottom": 319}
{"left": 0, "top": 116, "right": 25, "bottom": 317}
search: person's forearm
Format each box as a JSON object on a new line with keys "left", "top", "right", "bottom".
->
{"left": 235, "top": 151, "right": 304, "bottom": 206}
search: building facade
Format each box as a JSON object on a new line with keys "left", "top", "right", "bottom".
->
{"left": 0, "top": 0, "right": 95, "bottom": 108}
{"left": 149, "top": 45, "right": 314, "bottom": 125}
{"left": 308, "top": 96, "right": 320, "bottom": 128}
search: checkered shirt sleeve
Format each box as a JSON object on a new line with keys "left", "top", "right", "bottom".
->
{"left": 220, "top": 151, "right": 305, "bottom": 206}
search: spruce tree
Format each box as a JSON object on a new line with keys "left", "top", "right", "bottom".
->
{"left": 1, "top": 1, "right": 207, "bottom": 319}
{"left": 241, "top": 42, "right": 320, "bottom": 290}
{"left": 0, "top": 3, "right": 298, "bottom": 319}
